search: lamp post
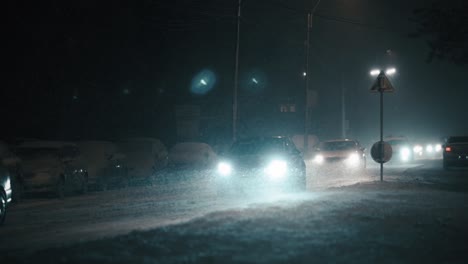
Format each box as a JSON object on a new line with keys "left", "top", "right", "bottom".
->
{"left": 232, "top": 0, "right": 242, "bottom": 143}
{"left": 304, "top": 0, "right": 322, "bottom": 154}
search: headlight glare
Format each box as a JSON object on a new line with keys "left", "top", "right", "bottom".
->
{"left": 400, "top": 147, "right": 411, "bottom": 161}
{"left": 313, "top": 154, "right": 324, "bottom": 164}
{"left": 265, "top": 160, "right": 288, "bottom": 179}
{"left": 217, "top": 162, "right": 232, "bottom": 176}
{"left": 426, "top": 145, "right": 433, "bottom": 153}
{"left": 345, "top": 153, "right": 360, "bottom": 167}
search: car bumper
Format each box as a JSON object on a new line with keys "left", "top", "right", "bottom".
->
{"left": 444, "top": 155, "right": 468, "bottom": 167}
{"left": 5, "top": 186, "right": 12, "bottom": 203}
{"left": 215, "top": 170, "right": 305, "bottom": 192}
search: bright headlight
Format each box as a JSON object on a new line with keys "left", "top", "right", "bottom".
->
{"left": 435, "top": 144, "right": 442, "bottom": 152}
{"left": 345, "top": 153, "right": 360, "bottom": 167}
{"left": 265, "top": 160, "right": 288, "bottom": 179}
{"left": 400, "top": 147, "right": 411, "bottom": 161}
{"left": 217, "top": 162, "right": 232, "bottom": 176}
{"left": 313, "top": 154, "right": 324, "bottom": 164}
{"left": 413, "top": 145, "right": 422, "bottom": 153}
{"left": 426, "top": 144, "right": 433, "bottom": 153}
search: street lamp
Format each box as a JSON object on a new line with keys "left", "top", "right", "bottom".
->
{"left": 370, "top": 68, "right": 397, "bottom": 76}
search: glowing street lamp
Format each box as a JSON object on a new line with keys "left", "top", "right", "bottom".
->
{"left": 386, "top": 68, "right": 396, "bottom": 75}
{"left": 370, "top": 68, "right": 396, "bottom": 76}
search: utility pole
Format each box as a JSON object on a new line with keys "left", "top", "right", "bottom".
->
{"left": 341, "top": 77, "right": 346, "bottom": 139}
{"left": 304, "top": 0, "right": 321, "bottom": 154}
{"left": 232, "top": 0, "right": 241, "bottom": 143}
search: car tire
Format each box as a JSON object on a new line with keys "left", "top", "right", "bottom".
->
{"left": 0, "top": 191, "right": 6, "bottom": 225}
{"left": 11, "top": 175, "right": 23, "bottom": 203}
{"left": 293, "top": 168, "right": 307, "bottom": 191}
{"left": 80, "top": 173, "right": 88, "bottom": 194}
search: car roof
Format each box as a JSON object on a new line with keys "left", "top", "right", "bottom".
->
{"left": 321, "top": 139, "right": 357, "bottom": 143}
{"left": 17, "top": 141, "right": 77, "bottom": 149}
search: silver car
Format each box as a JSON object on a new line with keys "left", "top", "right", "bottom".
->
{"left": 312, "top": 139, "right": 367, "bottom": 173}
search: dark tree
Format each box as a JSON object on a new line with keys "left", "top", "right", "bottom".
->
{"left": 412, "top": 0, "right": 468, "bottom": 65}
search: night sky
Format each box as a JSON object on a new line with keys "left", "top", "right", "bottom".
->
{"left": 4, "top": 0, "right": 468, "bottom": 146}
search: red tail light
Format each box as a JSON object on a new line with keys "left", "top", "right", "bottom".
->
{"left": 445, "top": 146, "right": 452, "bottom": 152}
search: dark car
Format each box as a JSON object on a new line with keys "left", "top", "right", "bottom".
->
{"left": 214, "top": 136, "right": 306, "bottom": 194}
{"left": 312, "top": 139, "right": 366, "bottom": 172}
{"left": 443, "top": 136, "right": 468, "bottom": 170}
{"left": 0, "top": 165, "right": 12, "bottom": 225}
{"left": 15, "top": 141, "right": 88, "bottom": 198}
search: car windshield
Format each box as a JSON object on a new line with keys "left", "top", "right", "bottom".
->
{"left": 447, "top": 137, "right": 468, "bottom": 144}
{"left": 387, "top": 140, "right": 408, "bottom": 146}
{"left": 16, "top": 147, "right": 59, "bottom": 159}
{"left": 229, "top": 138, "right": 287, "bottom": 155}
{"left": 320, "top": 141, "right": 356, "bottom": 151}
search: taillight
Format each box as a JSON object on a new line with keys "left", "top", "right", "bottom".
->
{"left": 445, "top": 146, "right": 452, "bottom": 152}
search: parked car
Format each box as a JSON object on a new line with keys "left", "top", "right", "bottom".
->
{"left": 443, "top": 136, "right": 468, "bottom": 170}
{"left": 312, "top": 139, "right": 366, "bottom": 172}
{"left": 117, "top": 138, "right": 168, "bottom": 182}
{"left": 0, "top": 165, "right": 12, "bottom": 225}
{"left": 168, "top": 142, "right": 217, "bottom": 169}
{"left": 76, "top": 141, "right": 128, "bottom": 190}
{"left": 214, "top": 136, "right": 306, "bottom": 193}
{"left": 0, "top": 141, "right": 23, "bottom": 202}
{"left": 15, "top": 141, "right": 88, "bottom": 198}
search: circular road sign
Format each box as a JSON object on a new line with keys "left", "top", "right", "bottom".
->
{"left": 371, "top": 141, "right": 393, "bottom": 163}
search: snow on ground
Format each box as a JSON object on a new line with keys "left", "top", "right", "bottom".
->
{"left": 2, "top": 160, "right": 468, "bottom": 263}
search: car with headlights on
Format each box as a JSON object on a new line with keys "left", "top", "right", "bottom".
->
{"left": 215, "top": 136, "right": 306, "bottom": 194}
{"left": 0, "top": 165, "right": 12, "bottom": 225}
{"left": 443, "top": 136, "right": 468, "bottom": 170}
{"left": 312, "top": 139, "right": 366, "bottom": 173}
{"left": 385, "top": 137, "right": 413, "bottom": 163}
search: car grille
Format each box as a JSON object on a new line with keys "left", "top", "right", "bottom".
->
{"left": 325, "top": 157, "right": 346, "bottom": 162}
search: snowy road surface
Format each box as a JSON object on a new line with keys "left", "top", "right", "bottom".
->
{"left": 1, "top": 159, "right": 468, "bottom": 263}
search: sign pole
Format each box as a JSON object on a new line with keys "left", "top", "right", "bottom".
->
{"left": 370, "top": 70, "right": 395, "bottom": 178}
{"left": 380, "top": 89, "right": 384, "bottom": 182}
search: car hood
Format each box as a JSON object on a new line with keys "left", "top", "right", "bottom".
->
{"left": 221, "top": 154, "right": 288, "bottom": 169}
{"left": 318, "top": 150, "right": 357, "bottom": 158}
{"left": 22, "top": 157, "right": 61, "bottom": 173}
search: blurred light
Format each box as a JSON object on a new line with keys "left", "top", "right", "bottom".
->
{"left": 191, "top": 69, "right": 216, "bottom": 95}
{"left": 242, "top": 69, "right": 267, "bottom": 93}
{"left": 5, "top": 177, "right": 10, "bottom": 190}
{"left": 265, "top": 160, "right": 287, "bottom": 180}
{"left": 313, "top": 154, "right": 324, "bottom": 164}
{"left": 386, "top": 68, "right": 396, "bottom": 75}
{"left": 345, "top": 153, "right": 360, "bottom": 167}
{"left": 445, "top": 146, "right": 452, "bottom": 152}
{"left": 217, "top": 162, "right": 232, "bottom": 176}
{"left": 435, "top": 144, "right": 442, "bottom": 152}
{"left": 413, "top": 145, "right": 423, "bottom": 153}
{"left": 400, "top": 147, "right": 411, "bottom": 161}
{"left": 426, "top": 145, "right": 434, "bottom": 153}
{"left": 303, "top": 72, "right": 307, "bottom": 77}
{"left": 370, "top": 69, "right": 380, "bottom": 76}
{"left": 122, "top": 88, "right": 130, "bottom": 95}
